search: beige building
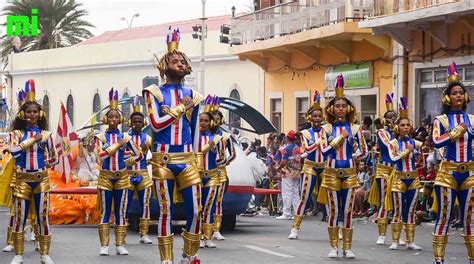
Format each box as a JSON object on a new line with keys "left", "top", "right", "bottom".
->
{"left": 2, "top": 15, "right": 264, "bottom": 133}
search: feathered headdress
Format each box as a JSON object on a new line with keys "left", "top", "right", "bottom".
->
{"left": 204, "top": 95, "right": 214, "bottom": 113}
{"left": 385, "top": 93, "right": 394, "bottom": 112}
{"left": 24, "top": 79, "right": 36, "bottom": 102}
{"left": 166, "top": 26, "right": 180, "bottom": 52}
{"left": 311, "top": 90, "right": 322, "bottom": 111}
{"left": 399, "top": 96, "right": 408, "bottom": 119}
{"left": 17, "top": 89, "right": 26, "bottom": 107}
{"left": 334, "top": 74, "right": 345, "bottom": 98}
{"left": 108, "top": 88, "right": 119, "bottom": 110}
{"left": 447, "top": 62, "right": 459, "bottom": 83}
{"left": 132, "top": 95, "right": 141, "bottom": 113}
{"left": 211, "top": 95, "right": 220, "bottom": 112}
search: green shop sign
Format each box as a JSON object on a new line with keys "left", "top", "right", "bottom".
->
{"left": 325, "top": 62, "right": 372, "bottom": 89}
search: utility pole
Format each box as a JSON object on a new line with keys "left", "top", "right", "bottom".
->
{"left": 200, "top": 0, "right": 207, "bottom": 95}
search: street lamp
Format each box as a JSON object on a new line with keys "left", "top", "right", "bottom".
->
{"left": 231, "top": 6, "right": 236, "bottom": 17}
{"left": 120, "top": 13, "right": 140, "bottom": 28}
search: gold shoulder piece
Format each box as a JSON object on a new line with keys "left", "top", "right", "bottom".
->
{"left": 41, "top": 131, "right": 52, "bottom": 142}
{"left": 300, "top": 130, "right": 312, "bottom": 141}
{"left": 468, "top": 114, "right": 474, "bottom": 128}
{"left": 322, "top": 124, "right": 333, "bottom": 136}
{"left": 415, "top": 140, "right": 423, "bottom": 149}
{"left": 143, "top": 84, "right": 164, "bottom": 103}
{"left": 351, "top": 124, "right": 361, "bottom": 136}
{"left": 95, "top": 133, "right": 106, "bottom": 144}
{"left": 146, "top": 135, "right": 153, "bottom": 149}
{"left": 191, "top": 89, "right": 204, "bottom": 106}
{"left": 435, "top": 115, "right": 449, "bottom": 130}
{"left": 222, "top": 132, "right": 231, "bottom": 142}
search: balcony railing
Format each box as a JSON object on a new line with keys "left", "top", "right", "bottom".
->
{"left": 230, "top": 0, "right": 372, "bottom": 45}
{"left": 369, "top": 0, "right": 461, "bottom": 17}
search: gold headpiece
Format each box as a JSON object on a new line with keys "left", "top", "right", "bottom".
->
{"left": 166, "top": 26, "right": 180, "bottom": 52}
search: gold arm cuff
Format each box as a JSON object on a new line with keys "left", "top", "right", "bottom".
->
{"left": 158, "top": 235, "right": 174, "bottom": 261}
{"left": 167, "top": 104, "right": 186, "bottom": 119}
{"left": 398, "top": 149, "right": 411, "bottom": 159}
{"left": 19, "top": 138, "right": 36, "bottom": 151}
{"left": 125, "top": 158, "right": 136, "bottom": 167}
{"left": 200, "top": 169, "right": 220, "bottom": 187}
{"left": 375, "top": 163, "right": 393, "bottom": 180}
{"left": 329, "top": 135, "right": 344, "bottom": 150}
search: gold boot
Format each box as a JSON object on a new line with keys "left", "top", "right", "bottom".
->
{"left": 463, "top": 234, "right": 474, "bottom": 260}
{"left": 12, "top": 231, "right": 24, "bottom": 256}
{"left": 391, "top": 222, "right": 402, "bottom": 243}
{"left": 292, "top": 215, "right": 304, "bottom": 230}
{"left": 98, "top": 223, "right": 110, "bottom": 246}
{"left": 432, "top": 234, "right": 448, "bottom": 262}
{"left": 404, "top": 223, "right": 416, "bottom": 244}
{"left": 38, "top": 234, "right": 52, "bottom": 255}
{"left": 6, "top": 226, "right": 13, "bottom": 246}
{"left": 377, "top": 218, "right": 388, "bottom": 236}
{"left": 202, "top": 223, "right": 214, "bottom": 241}
{"left": 32, "top": 223, "right": 40, "bottom": 238}
{"left": 327, "top": 226, "right": 339, "bottom": 249}
{"left": 213, "top": 214, "right": 222, "bottom": 232}
{"left": 157, "top": 235, "right": 174, "bottom": 262}
{"left": 182, "top": 229, "right": 200, "bottom": 257}
{"left": 341, "top": 228, "right": 353, "bottom": 251}
{"left": 115, "top": 225, "right": 127, "bottom": 246}
{"left": 139, "top": 218, "right": 150, "bottom": 237}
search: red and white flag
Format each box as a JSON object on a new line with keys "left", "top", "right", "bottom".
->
{"left": 55, "top": 102, "right": 79, "bottom": 183}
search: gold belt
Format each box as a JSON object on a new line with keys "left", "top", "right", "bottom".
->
{"left": 303, "top": 160, "right": 325, "bottom": 169}
{"left": 375, "top": 163, "right": 393, "bottom": 179}
{"left": 200, "top": 168, "right": 219, "bottom": 179}
{"left": 99, "top": 170, "right": 128, "bottom": 180}
{"left": 440, "top": 161, "right": 474, "bottom": 174}
{"left": 152, "top": 152, "right": 196, "bottom": 165}
{"left": 16, "top": 170, "right": 48, "bottom": 182}
{"left": 395, "top": 170, "right": 418, "bottom": 179}
{"left": 127, "top": 169, "right": 149, "bottom": 177}
{"left": 324, "top": 167, "right": 356, "bottom": 178}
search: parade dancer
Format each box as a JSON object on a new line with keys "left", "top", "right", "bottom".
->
{"left": 96, "top": 88, "right": 141, "bottom": 256}
{"left": 431, "top": 62, "right": 474, "bottom": 264}
{"left": 318, "top": 74, "right": 368, "bottom": 259}
{"left": 288, "top": 91, "right": 326, "bottom": 239}
{"left": 143, "top": 27, "right": 204, "bottom": 264}
{"left": 8, "top": 80, "right": 58, "bottom": 264}
{"left": 126, "top": 95, "right": 153, "bottom": 245}
{"left": 211, "top": 97, "right": 236, "bottom": 241}
{"left": 385, "top": 97, "right": 423, "bottom": 251}
{"left": 197, "top": 96, "right": 222, "bottom": 248}
{"left": 369, "top": 93, "right": 398, "bottom": 245}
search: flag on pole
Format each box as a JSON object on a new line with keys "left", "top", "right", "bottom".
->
{"left": 55, "top": 102, "right": 79, "bottom": 183}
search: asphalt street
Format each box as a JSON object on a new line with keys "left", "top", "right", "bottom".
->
{"left": 0, "top": 208, "right": 467, "bottom": 263}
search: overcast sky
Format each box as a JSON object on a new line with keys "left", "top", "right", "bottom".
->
{"left": 1, "top": 0, "right": 254, "bottom": 36}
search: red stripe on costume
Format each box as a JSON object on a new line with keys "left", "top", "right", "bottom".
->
{"left": 437, "top": 187, "right": 449, "bottom": 235}
{"left": 174, "top": 89, "right": 180, "bottom": 144}
{"left": 111, "top": 134, "right": 117, "bottom": 171}
{"left": 29, "top": 132, "right": 34, "bottom": 170}
{"left": 159, "top": 181, "right": 167, "bottom": 235}
{"left": 338, "top": 127, "right": 344, "bottom": 160}
{"left": 457, "top": 115, "right": 465, "bottom": 162}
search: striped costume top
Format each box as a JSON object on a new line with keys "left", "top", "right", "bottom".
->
{"left": 432, "top": 111, "right": 474, "bottom": 163}
{"left": 377, "top": 128, "right": 395, "bottom": 165}
{"left": 388, "top": 137, "right": 422, "bottom": 172}
{"left": 96, "top": 129, "right": 140, "bottom": 171}
{"left": 321, "top": 122, "right": 368, "bottom": 169}
{"left": 198, "top": 130, "right": 222, "bottom": 171}
{"left": 126, "top": 131, "right": 152, "bottom": 171}
{"left": 216, "top": 129, "right": 236, "bottom": 165}
{"left": 9, "top": 128, "right": 58, "bottom": 172}
{"left": 143, "top": 84, "right": 201, "bottom": 154}
{"left": 300, "top": 127, "right": 325, "bottom": 163}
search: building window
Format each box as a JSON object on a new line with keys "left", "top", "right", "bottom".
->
{"left": 66, "top": 94, "right": 74, "bottom": 125}
{"left": 296, "top": 97, "right": 309, "bottom": 130}
{"left": 270, "top": 98, "right": 282, "bottom": 133}
{"left": 93, "top": 93, "right": 101, "bottom": 121}
{"left": 42, "top": 95, "right": 50, "bottom": 120}
{"left": 466, "top": 68, "right": 474, "bottom": 81}
{"left": 420, "top": 71, "right": 433, "bottom": 83}
{"left": 434, "top": 70, "right": 445, "bottom": 83}
{"left": 229, "top": 89, "right": 241, "bottom": 128}
{"left": 121, "top": 92, "right": 130, "bottom": 131}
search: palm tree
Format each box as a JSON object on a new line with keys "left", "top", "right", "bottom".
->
{"left": 0, "top": 0, "right": 95, "bottom": 66}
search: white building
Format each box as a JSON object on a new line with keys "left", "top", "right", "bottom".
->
{"left": 2, "top": 15, "right": 264, "bottom": 133}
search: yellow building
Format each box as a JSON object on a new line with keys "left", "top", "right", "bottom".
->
{"left": 360, "top": 0, "right": 474, "bottom": 123}
{"left": 230, "top": 1, "right": 394, "bottom": 133}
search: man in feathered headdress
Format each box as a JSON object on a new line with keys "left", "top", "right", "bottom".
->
{"left": 143, "top": 26, "right": 204, "bottom": 264}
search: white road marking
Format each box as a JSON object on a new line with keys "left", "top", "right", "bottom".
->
{"left": 244, "top": 245, "right": 295, "bottom": 258}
